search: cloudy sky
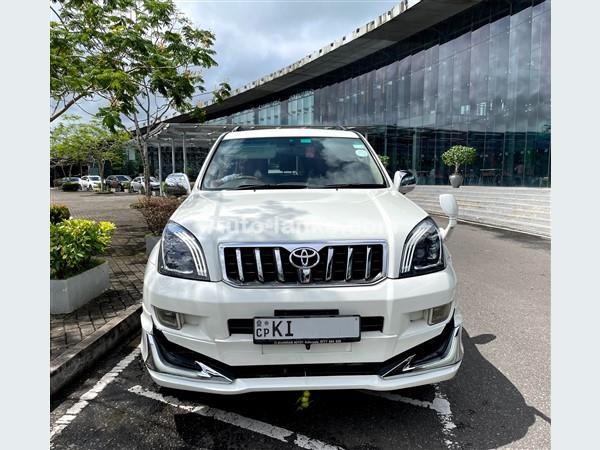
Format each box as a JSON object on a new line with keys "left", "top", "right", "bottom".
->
{"left": 177, "top": 0, "right": 399, "bottom": 97}
{"left": 64, "top": 0, "right": 399, "bottom": 122}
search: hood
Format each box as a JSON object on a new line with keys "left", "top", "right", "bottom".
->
{"left": 170, "top": 188, "right": 429, "bottom": 277}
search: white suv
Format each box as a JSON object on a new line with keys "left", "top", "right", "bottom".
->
{"left": 141, "top": 128, "right": 463, "bottom": 394}
{"left": 80, "top": 175, "right": 102, "bottom": 191}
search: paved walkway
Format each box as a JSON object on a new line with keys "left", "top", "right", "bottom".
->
{"left": 50, "top": 190, "right": 148, "bottom": 360}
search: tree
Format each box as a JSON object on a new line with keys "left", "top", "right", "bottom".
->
{"left": 441, "top": 145, "right": 477, "bottom": 175}
{"left": 85, "top": 126, "right": 128, "bottom": 191}
{"left": 50, "top": 0, "right": 230, "bottom": 195}
{"left": 51, "top": 120, "right": 128, "bottom": 191}
{"left": 51, "top": 116, "right": 90, "bottom": 177}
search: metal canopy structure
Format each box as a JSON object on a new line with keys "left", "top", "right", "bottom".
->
{"left": 138, "top": 124, "right": 234, "bottom": 187}
{"left": 139, "top": 124, "right": 355, "bottom": 186}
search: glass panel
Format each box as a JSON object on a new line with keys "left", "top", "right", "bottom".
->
{"left": 397, "top": 57, "right": 411, "bottom": 124}
{"left": 452, "top": 49, "right": 470, "bottom": 130}
{"left": 410, "top": 68, "right": 424, "bottom": 127}
{"left": 469, "top": 40, "right": 489, "bottom": 132}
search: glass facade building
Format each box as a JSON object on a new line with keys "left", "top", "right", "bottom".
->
{"left": 204, "top": 0, "right": 550, "bottom": 187}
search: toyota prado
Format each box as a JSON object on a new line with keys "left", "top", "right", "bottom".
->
{"left": 141, "top": 127, "right": 463, "bottom": 394}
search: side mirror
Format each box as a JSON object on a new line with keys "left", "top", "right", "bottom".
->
{"left": 393, "top": 170, "right": 416, "bottom": 194}
{"left": 439, "top": 194, "right": 459, "bottom": 241}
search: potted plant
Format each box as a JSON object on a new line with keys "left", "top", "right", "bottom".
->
{"left": 50, "top": 216, "right": 116, "bottom": 314}
{"left": 441, "top": 145, "right": 477, "bottom": 188}
{"left": 134, "top": 196, "right": 182, "bottom": 255}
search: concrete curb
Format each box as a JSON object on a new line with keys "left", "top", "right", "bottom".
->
{"left": 50, "top": 303, "right": 142, "bottom": 397}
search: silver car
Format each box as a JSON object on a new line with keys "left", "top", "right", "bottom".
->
{"left": 131, "top": 176, "right": 160, "bottom": 193}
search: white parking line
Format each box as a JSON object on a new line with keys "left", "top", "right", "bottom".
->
{"left": 361, "top": 384, "right": 458, "bottom": 449}
{"left": 50, "top": 346, "right": 141, "bottom": 444}
{"left": 129, "top": 385, "right": 345, "bottom": 450}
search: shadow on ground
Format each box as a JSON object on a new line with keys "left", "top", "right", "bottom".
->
{"left": 131, "top": 329, "right": 548, "bottom": 449}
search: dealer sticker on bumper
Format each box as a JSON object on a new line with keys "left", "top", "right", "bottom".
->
{"left": 253, "top": 316, "right": 360, "bottom": 344}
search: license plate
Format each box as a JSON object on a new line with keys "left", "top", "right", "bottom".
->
{"left": 253, "top": 316, "right": 360, "bottom": 344}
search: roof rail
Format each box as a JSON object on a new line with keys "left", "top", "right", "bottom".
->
{"left": 229, "top": 125, "right": 352, "bottom": 132}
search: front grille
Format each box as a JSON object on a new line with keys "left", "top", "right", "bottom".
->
{"left": 221, "top": 242, "right": 386, "bottom": 287}
{"left": 227, "top": 316, "right": 384, "bottom": 335}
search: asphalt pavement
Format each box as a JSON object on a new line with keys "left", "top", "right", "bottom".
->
{"left": 50, "top": 217, "right": 550, "bottom": 449}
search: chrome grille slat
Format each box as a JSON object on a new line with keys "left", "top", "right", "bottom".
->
{"left": 274, "top": 248, "right": 285, "bottom": 282}
{"left": 235, "top": 248, "right": 244, "bottom": 283}
{"left": 325, "top": 247, "right": 334, "bottom": 281}
{"left": 221, "top": 242, "right": 386, "bottom": 288}
{"left": 345, "top": 247, "right": 354, "bottom": 281}
{"left": 254, "top": 248, "right": 264, "bottom": 282}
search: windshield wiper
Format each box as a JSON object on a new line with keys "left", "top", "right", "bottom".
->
{"left": 316, "top": 183, "right": 387, "bottom": 189}
{"left": 233, "top": 183, "right": 308, "bottom": 190}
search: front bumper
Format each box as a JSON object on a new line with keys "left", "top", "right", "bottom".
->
{"left": 141, "top": 317, "right": 463, "bottom": 394}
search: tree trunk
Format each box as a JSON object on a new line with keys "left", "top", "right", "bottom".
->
{"left": 142, "top": 141, "right": 151, "bottom": 197}
{"left": 98, "top": 159, "right": 105, "bottom": 192}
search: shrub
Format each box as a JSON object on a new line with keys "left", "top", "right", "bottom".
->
{"left": 62, "top": 181, "right": 80, "bottom": 191}
{"left": 50, "top": 219, "right": 116, "bottom": 279}
{"left": 50, "top": 204, "right": 71, "bottom": 224}
{"left": 378, "top": 155, "right": 390, "bottom": 168}
{"left": 135, "top": 196, "right": 181, "bottom": 236}
{"left": 441, "top": 145, "right": 477, "bottom": 174}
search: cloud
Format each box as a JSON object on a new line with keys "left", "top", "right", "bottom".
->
{"left": 177, "top": 0, "right": 399, "bottom": 91}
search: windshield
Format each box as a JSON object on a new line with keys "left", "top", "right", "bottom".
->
{"left": 116, "top": 175, "right": 131, "bottom": 181}
{"left": 89, "top": 176, "right": 101, "bottom": 181}
{"left": 201, "top": 137, "right": 387, "bottom": 190}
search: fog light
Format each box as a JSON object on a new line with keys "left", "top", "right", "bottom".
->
{"left": 154, "top": 307, "right": 183, "bottom": 329}
{"left": 427, "top": 303, "right": 452, "bottom": 325}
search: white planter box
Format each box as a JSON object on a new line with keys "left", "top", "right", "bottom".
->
{"left": 146, "top": 235, "right": 161, "bottom": 256}
{"left": 50, "top": 261, "right": 110, "bottom": 314}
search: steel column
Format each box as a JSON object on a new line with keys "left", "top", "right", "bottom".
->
{"left": 182, "top": 132, "right": 187, "bottom": 175}
{"left": 171, "top": 138, "right": 175, "bottom": 174}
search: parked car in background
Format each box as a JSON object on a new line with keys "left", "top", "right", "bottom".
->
{"left": 80, "top": 175, "right": 102, "bottom": 191}
{"left": 131, "top": 176, "right": 160, "bottom": 194}
{"left": 105, "top": 175, "right": 132, "bottom": 192}
{"left": 164, "top": 172, "right": 191, "bottom": 196}
{"left": 53, "top": 176, "right": 81, "bottom": 188}
{"left": 61, "top": 177, "right": 82, "bottom": 191}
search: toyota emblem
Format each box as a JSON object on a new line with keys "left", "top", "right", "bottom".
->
{"left": 289, "top": 247, "right": 320, "bottom": 269}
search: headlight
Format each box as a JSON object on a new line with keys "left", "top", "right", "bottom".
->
{"left": 399, "top": 217, "right": 444, "bottom": 277}
{"left": 158, "top": 222, "right": 209, "bottom": 280}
